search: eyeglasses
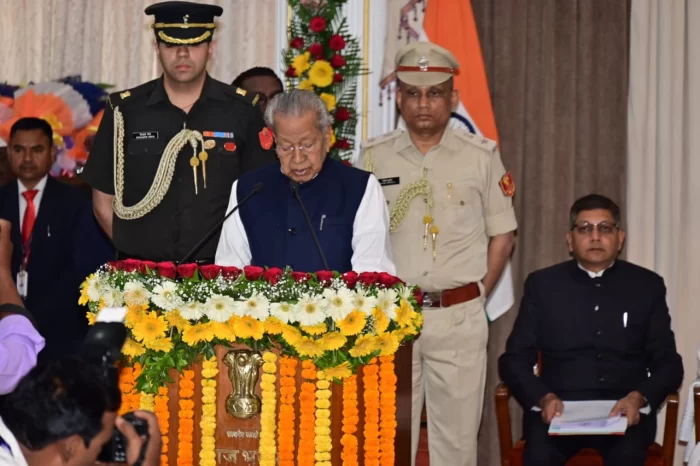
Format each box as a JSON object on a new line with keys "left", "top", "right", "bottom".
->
{"left": 276, "top": 142, "right": 318, "bottom": 157}
{"left": 571, "top": 221, "right": 619, "bottom": 235}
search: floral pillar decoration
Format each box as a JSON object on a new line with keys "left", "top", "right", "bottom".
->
{"left": 283, "top": 0, "right": 365, "bottom": 163}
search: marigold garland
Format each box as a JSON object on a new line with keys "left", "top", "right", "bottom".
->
{"left": 259, "top": 352, "right": 278, "bottom": 466}
{"left": 199, "top": 357, "right": 218, "bottom": 466}
{"left": 139, "top": 393, "right": 155, "bottom": 412}
{"left": 177, "top": 370, "right": 195, "bottom": 466}
{"left": 118, "top": 367, "right": 135, "bottom": 416}
{"left": 299, "top": 360, "right": 317, "bottom": 466}
{"left": 341, "top": 374, "right": 359, "bottom": 466}
{"left": 363, "top": 359, "right": 380, "bottom": 466}
{"left": 378, "top": 356, "right": 397, "bottom": 466}
{"left": 315, "top": 370, "right": 332, "bottom": 466}
{"left": 279, "top": 356, "right": 298, "bottom": 466}
{"left": 154, "top": 387, "right": 169, "bottom": 466}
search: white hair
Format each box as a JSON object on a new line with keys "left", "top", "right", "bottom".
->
{"left": 264, "top": 89, "right": 333, "bottom": 133}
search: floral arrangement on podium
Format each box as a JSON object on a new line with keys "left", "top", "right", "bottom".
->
{"left": 283, "top": 0, "right": 364, "bottom": 162}
{"left": 81, "top": 260, "right": 423, "bottom": 466}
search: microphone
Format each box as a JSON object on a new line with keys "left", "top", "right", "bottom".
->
{"left": 289, "top": 180, "right": 330, "bottom": 271}
{"left": 179, "top": 182, "right": 264, "bottom": 264}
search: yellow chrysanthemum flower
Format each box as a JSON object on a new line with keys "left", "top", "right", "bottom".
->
{"left": 181, "top": 322, "right": 215, "bottom": 345}
{"left": 282, "top": 325, "right": 302, "bottom": 346}
{"left": 413, "top": 312, "right": 424, "bottom": 328}
{"left": 122, "top": 338, "right": 145, "bottom": 357}
{"left": 336, "top": 310, "right": 366, "bottom": 336}
{"left": 292, "top": 52, "right": 311, "bottom": 76}
{"left": 78, "top": 288, "right": 89, "bottom": 306}
{"left": 348, "top": 334, "right": 377, "bottom": 358}
{"left": 297, "top": 79, "right": 315, "bottom": 91}
{"left": 264, "top": 317, "right": 286, "bottom": 335}
{"left": 210, "top": 321, "right": 234, "bottom": 340}
{"left": 86, "top": 312, "right": 96, "bottom": 326}
{"left": 131, "top": 312, "right": 168, "bottom": 343}
{"left": 164, "top": 310, "right": 191, "bottom": 331}
{"left": 301, "top": 322, "right": 327, "bottom": 336}
{"left": 374, "top": 333, "right": 400, "bottom": 356}
{"left": 322, "top": 361, "right": 352, "bottom": 381}
{"left": 145, "top": 337, "right": 173, "bottom": 353}
{"left": 308, "top": 60, "right": 334, "bottom": 87}
{"left": 263, "top": 351, "right": 278, "bottom": 363}
{"left": 124, "top": 305, "right": 147, "bottom": 328}
{"left": 372, "top": 307, "right": 390, "bottom": 334}
{"left": 319, "top": 331, "right": 346, "bottom": 351}
{"left": 295, "top": 336, "right": 325, "bottom": 357}
{"left": 234, "top": 316, "right": 265, "bottom": 340}
{"left": 395, "top": 299, "right": 417, "bottom": 328}
{"left": 320, "top": 92, "right": 336, "bottom": 112}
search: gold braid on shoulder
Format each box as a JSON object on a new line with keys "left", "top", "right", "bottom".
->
{"left": 389, "top": 178, "right": 434, "bottom": 232}
{"left": 112, "top": 106, "right": 204, "bottom": 220}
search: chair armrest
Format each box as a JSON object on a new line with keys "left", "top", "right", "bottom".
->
{"left": 662, "top": 391, "right": 679, "bottom": 466}
{"left": 694, "top": 385, "right": 700, "bottom": 444}
{"left": 495, "top": 382, "right": 514, "bottom": 465}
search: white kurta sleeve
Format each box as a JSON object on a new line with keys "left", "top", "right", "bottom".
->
{"left": 214, "top": 180, "right": 252, "bottom": 267}
{"left": 351, "top": 174, "right": 397, "bottom": 274}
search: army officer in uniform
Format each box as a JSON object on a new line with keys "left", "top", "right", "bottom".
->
{"left": 355, "top": 42, "right": 517, "bottom": 466}
{"left": 81, "top": 1, "right": 277, "bottom": 263}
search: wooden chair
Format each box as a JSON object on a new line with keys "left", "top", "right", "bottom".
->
{"left": 695, "top": 384, "right": 700, "bottom": 445}
{"left": 496, "top": 380, "right": 680, "bottom": 466}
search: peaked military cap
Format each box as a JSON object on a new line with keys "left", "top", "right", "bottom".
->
{"left": 145, "top": 1, "right": 223, "bottom": 45}
{"left": 395, "top": 41, "right": 460, "bottom": 87}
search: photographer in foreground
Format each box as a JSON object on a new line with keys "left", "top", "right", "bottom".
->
{"left": 0, "top": 356, "right": 162, "bottom": 466}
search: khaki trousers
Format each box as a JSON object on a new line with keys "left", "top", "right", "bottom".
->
{"left": 410, "top": 298, "right": 488, "bottom": 466}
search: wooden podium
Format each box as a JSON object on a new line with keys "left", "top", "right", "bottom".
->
{"left": 131, "top": 343, "right": 412, "bottom": 466}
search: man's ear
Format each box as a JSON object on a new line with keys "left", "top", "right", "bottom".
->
{"left": 451, "top": 88, "right": 460, "bottom": 111}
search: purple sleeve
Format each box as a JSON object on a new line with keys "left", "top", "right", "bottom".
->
{"left": 0, "top": 315, "right": 45, "bottom": 394}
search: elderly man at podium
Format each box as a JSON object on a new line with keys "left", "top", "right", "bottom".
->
{"left": 215, "top": 90, "right": 395, "bottom": 274}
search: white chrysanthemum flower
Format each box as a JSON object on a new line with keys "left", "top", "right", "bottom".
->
{"left": 86, "top": 276, "right": 102, "bottom": 302}
{"left": 294, "top": 294, "right": 327, "bottom": 326}
{"left": 323, "top": 287, "right": 354, "bottom": 321}
{"left": 151, "top": 282, "right": 181, "bottom": 311}
{"left": 205, "top": 294, "right": 236, "bottom": 322}
{"left": 234, "top": 293, "right": 270, "bottom": 320}
{"left": 270, "top": 302, "right": 296, "bottom": 324}
{"left": 397, "top": 284, "right": 412, "bottom": 301}
{"left": 376, "top": 289, "right": 399, "bottom": 320}
{"left": 123, "top": 281, "right": 150, "bottom": 307}
{"left": 353, "top": 288, "right": 378, "bottom": 315}
{"left": 101, "top": 285, "right": 124, "bottom": 307}
{"left": 179, "top": 301, "right": 205, "bottom": 321}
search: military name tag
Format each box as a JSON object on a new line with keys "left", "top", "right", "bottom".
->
{"left": 133, "top": 131, "right": 159, "bottom": 141}
{"left": 379, "top": 177, "right": 400, "bottom": 186}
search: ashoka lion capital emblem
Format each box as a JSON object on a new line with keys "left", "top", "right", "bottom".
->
{"left": 223, "top": 349, "right": 264, "bottom": 419}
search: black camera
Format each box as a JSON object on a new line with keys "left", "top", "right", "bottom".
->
{"left": 98, "top": 412, "right": 150, "bottom": 464}
{"left": 83, "top": 311, "right": 151, "bottom": 464}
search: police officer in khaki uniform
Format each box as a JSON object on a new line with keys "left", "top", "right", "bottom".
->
{"left": 355, "top": 42, "right": 517, "bottom": 466}
{"left": 82, "top": 1, "right": 277, "bottom": 263}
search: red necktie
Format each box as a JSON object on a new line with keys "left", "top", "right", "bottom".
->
{"left": 22, "top": 189, "right": 38, "bottom": 248}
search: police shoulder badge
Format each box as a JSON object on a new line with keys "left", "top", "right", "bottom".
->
{"left": 259, "top": 127, "right": 274, "bottom": 150}
{"left": 499, "top": 172, "right": 515, "bottom": 197}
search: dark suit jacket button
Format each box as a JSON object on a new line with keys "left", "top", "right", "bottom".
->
{"left": 596, "top": 330, "right": 602, "bottom": 337}
{"left": 288, "top": 228, "right": 296, "bottom": 235}
{"left": 596, "top": 353, "right": 602, "bottom": 360}
{"left": 598, "top": 376, "right": 605, "bottom": 382}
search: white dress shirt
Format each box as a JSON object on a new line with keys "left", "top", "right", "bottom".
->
{"left": 578, "top": 262, "right": 614, "bottom": 278}
{"left": 0, "top": 417, "right": 28, "bottom": 466}
{"left": 215, "top": 174, "right": 396, "bottom": 275}
{"left": 18, "top": 176, "right": 48, "bottom": 229}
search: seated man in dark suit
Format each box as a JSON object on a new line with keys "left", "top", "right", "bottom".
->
{"left": 499, "top": 194, "right": 684, "bottom": 466}
{"left": 0, "top": 118, "right": 114, "bottom": 360}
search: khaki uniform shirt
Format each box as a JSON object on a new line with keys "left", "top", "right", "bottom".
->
{"left": 356, "top": 127, "right": 517, "bottom": 292}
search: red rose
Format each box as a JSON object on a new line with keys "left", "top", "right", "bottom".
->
{"left": 138, "top": 261, "right": 158, "bottom": 274}
{"left": 107, "top": 261, "right": 122, "bottom": 271}
{"left": 200, "top": 264, "right": 223, "bottom": 280}
{"left": 315, "top": 270, "right": 334, "bottom": 284}
{"left": 357, "top": 272, "right": 379, "bottom": 286}
{"left": 342, "top": 160, "right": 352, "bottom": 166}
{"left": 244, "top": 265, "right": 264, "bottom": 281}
{"left": 341, "top": 271, "right": 359, "bottom": 288}
{"left": 263, "top": 267, "right": 284, "bottom": 285}
{"left": 329, "top": 34, "right": 346, "bottom": 51}
{"left": 378, "top": 272, "right": 402, "bottom": 287}
{"left": 309, "top": 16, "right": 327, "bottom": 33}
{"left": 333, "top": 73, "right": 344, "bottom": 83}
{"left": 290, "top": 37, "right": 304, "bottom": 49}
{"left": 157, "top": 262, "right": 177, "bottom": 279}
{"left": 221, "top": 266, "right": 242, "bottom": 280}
{"left": 122, "top": 259, "right": 142, "bottom": 273}
{"left": 413, "top": 287, "right": 424, "bottom": 307}
{"left": 291, "top": 271, "right": 311, "bottom": 283}
{"left": 335, "top": 107, "right": 351, "bottom": 122}
{"left": 330, "top": 54, "right": 346, "bottom": 68}
{"left": 335, "top": 138, "right": 351, "bottom": 150}
{"left": 285, "top": 66, "right": 297, "bottom": 78}
{"left": 177, "top": 263, "right": 199, "bottom": 279}
{"left": 308, "top": 43, "right": 323, "bottom": 59}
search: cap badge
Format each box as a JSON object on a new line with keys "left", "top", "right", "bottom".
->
{"left": 183, "top": 14, "right": 189, "bottom": 27}
{"left": 418, "top": 56, "right": 429, "bottom": 72}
